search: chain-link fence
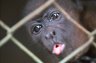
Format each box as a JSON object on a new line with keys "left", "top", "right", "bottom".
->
{"left": 0, "top": 0, "right": 96, "bottom": 63}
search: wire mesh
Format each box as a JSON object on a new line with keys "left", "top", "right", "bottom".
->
{"left": 0, "top": 0, "right": 96, "bottom": 63}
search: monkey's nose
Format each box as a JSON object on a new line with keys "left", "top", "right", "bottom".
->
{"left": 45, "top": 31, "right": 56, "bottom": 39}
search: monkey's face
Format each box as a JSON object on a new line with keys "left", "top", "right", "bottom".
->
{"left": 26, "top": 7, "right": 87, "bottom": 56}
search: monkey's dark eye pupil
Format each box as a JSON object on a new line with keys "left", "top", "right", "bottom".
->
{"left": 33, "top": 24, "right": 43, "bottom": 33}
{"left": 50, "top": 12, "right": 60, "bottom": 20}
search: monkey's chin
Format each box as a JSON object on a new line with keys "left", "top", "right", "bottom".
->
{"left": 52, "top": 43, "right": 65, "bottom": 56}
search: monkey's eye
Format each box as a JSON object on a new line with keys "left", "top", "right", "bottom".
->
{"left": 32, "top": 24, "right": 43, "bottom": 34}
{"left": 49, "top": 11, "right": 60, "bottom": 21}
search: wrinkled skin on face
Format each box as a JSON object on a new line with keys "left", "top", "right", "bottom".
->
{"left": 24, "top": 0, "right": 89, "bottom": 60}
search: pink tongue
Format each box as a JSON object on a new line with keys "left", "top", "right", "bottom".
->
{"left": 52, "top": 44, "right": 65, "bottom": 55}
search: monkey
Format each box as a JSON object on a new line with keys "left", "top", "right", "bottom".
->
{"left": 80, "top": 0, "right": 96, "bottom": 31}
{"left": 22, "top": 0, "right": 89, "bottom": 62}
{"left": 80, "top": 0, "right": 96, "bottom": 56}
{"left": 73, "top": 0, "right": 96, "bottom": 63}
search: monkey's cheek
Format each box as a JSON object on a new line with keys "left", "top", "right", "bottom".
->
{"left": 52, "top": 44, "right": 65, "bottom": 55}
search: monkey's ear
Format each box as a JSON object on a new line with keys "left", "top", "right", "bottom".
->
{"left": 72, "top": 0, "right": 84, "bottom": 12}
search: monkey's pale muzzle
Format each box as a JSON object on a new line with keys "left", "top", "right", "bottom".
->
{"left": 52, "top": 44, "right": 65, "bottom": 55}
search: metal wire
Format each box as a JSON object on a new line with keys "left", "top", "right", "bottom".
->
{"left": 0, "top": 0, "right": 96, "bottom": 63}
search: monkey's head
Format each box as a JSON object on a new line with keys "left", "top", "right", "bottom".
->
{"left": 25, "top": 7, "right": 88, "bottom": 57}
{"left": 24, "top": 0, "right": 88, "bottom": 58}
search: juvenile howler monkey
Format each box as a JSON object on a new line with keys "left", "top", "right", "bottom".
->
{"left": 22, "top": 0, "right": 89, "bottom": 62}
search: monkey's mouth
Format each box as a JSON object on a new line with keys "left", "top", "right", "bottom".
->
{"left": 52, "top": 43, "right": 65, "bottom": 55}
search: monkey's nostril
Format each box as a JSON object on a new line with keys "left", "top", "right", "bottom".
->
{"left": 45, "top": 31, "right": 56, "bottom": 39}
{"left": 45, "top": 35, "right": 48, "bottom": 39}
{"left": 53, "top": 31, "right": 56, "bottom": 35}
{"left": 45, "top": 34, "right": 53, "bottom": 39}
